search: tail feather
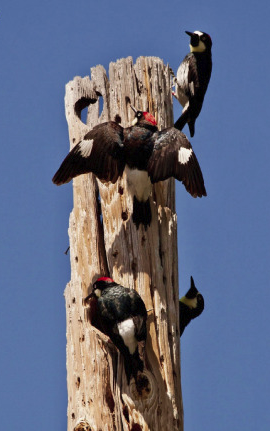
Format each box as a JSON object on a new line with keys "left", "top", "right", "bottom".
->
{"left": 174, "top": 110, "right": 196, "bottom": 137}
{"left": 123, "top": 355, "right": 132, "bottom": 384}
{"left": 188, "top": 120, "right": 195, "bottom": 138}
{"left": 132, "top": 196, "right": 151, "bottom": 229}
{"left": 174, "top": 109, "right": 189, "bottom": 132}
{"left": 123, "top": 351, "right": 144, "bottom": 384}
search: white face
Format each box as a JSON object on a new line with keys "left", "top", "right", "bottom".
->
{"left": 190, "top": 31, "right": 206, "bottom": 53}
{"left": 94, "top": 288, "right": 102, "bottom": 298}
{"left": 190, "top": 41, "right": 206, "bottom": 53}
{"left": 132, "top": 117, "right": 138, "bottom": 126}
{"left": 180, "top": 296, "right": 198, "bottom": 309}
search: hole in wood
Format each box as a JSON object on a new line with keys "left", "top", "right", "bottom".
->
{"left": 97, "top": 192, "right": 103, "bottom": 225}
{"left": 131, "top": 260, "right": 137, "bottom": 273}
{"left": 98, "top": 95, "right": 104, "bottom": 117}
{"left": 131, "top": 423, "right": 142, "bottom": 431}
{"left": 114, "top": 114, "right": 121, "bottom": 124}
{"left": 74, "top": 96, "right": 97, "bottom": 122}
{"left": 135, "top": 374, "right": 150, "bottom": 397}
{"left": 80, "top": 106, "right": 88, "bottom": 124}
{"left": 123, "top": 405, "right": 129, "bottom": 423}
{"left": 121, "top": 211, "right": 128, "bottom": 221}
{"left": 130, "top": 371, "right": 153, "bottom": 400}
{"left": 76, "top": 376, "right": 80, "bottom": 388}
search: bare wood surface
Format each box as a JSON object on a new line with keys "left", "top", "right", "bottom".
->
{"left": 64, "top": 56, "right": 183, "bottom": 431}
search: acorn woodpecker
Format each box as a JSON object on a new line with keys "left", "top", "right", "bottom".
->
{"left": 173, "top": 30, "right": 212, "bottom": 137}
{"left": 85, "top": 277, "right": 147, "bottom": 384}
{"left": 52, "top": 106, "right": 206, "bottom": 228}
{"left": 179, "top": 276, "right": 204, "bottom": 336}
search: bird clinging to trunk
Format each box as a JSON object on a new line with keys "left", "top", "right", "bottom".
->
{"left": 85, "top": 277, "right": 147, "bottom": 384}
{"left": 172, "top": 30, "right": 212, "bottom": 137}
{"left": 53, "top": 105, "right": 206, "bottom": 228}
{"left": 179, "top": 276, "right": 204, "bottom": 336}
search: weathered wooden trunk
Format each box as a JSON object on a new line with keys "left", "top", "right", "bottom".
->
{"left": 64, "top": 56, "right": 183, "bottom": 431}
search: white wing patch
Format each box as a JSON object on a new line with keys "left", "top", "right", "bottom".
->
{"left": 117, "top": 318, "right": 137, "bottom": 354}
{"left": 178, "top": 147, "right": 192, "bottom": 165}
{"left": 79, "top": 139, "right": 94, "bottom": 158}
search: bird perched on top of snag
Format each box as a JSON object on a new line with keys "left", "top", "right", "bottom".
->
{"left": 179, "top": 276, "right": 204, "bottom": 336}
{"left": 85, "top": 277, "right": 147, "bottom": 384}
{"left": 52, "top": 104, "right": 206, "bottom": 228}
{"left": 172, "top": 30, "right": 212, "bottom": 137}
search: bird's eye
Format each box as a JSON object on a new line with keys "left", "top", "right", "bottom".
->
{"left": 137, "top": 112, "right": 142, "bottom": 117}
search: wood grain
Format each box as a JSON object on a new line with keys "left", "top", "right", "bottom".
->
{"left": 63, "top": 56, "right": 183, "bottom": 431}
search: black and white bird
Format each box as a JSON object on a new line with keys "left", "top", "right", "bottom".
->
{"left": 173, "top": 30, "right": 212, "bottom": 137}
{"left": 52, "top": 106, "right": 206, "bottom": 228}
{"left": 85, "top": 277, "right": 147, "bottom": 384}
{"left": 179, "top": 276, "right": 204, "bottom": 336}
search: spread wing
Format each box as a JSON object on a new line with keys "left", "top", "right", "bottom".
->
{"left": 147, "top": 128, "right": 207, "bottom": 198}
{"left": 52, "top": 122, "right": 125, "bottom": 185}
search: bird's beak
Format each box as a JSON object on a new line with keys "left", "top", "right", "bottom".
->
{"left": 185, "top": 31, "right": 194, "bottom": 37}
{"left": 130, "top": 104, "right": 138, "bottom": 125}
{"left": 130, "top": 104, "right": 137, "bottom": 114}
{"left": 84, "top": 292, "right": 94, "bottom": 302}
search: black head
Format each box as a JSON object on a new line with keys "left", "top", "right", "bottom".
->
{"left": 185, "top": 276, "right": 199, "bottom": 299}
{"left": 85, "top": 277, "right": 116, "bottom": 301}
{"left": 186, "top": 30, "right": 212, "bottom": 53}
{"left": 196, "top": 293, "right": 204, "bottom": 310}
{"left": 179, "top": 276, "right": 204, "bottom": 313}
{"left": 93, "top": 277, "right": 116, "bottom": 296}
{"left": 130, "top": 105, "right": 157, "bottom": 127}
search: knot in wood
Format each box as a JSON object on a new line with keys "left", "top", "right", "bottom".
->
{"left": 74, "top": 420, "right": 91, "bottom": 431}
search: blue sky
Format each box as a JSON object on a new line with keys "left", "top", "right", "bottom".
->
{"left": 0, "top": 0, "right": 269, "bottom": 429}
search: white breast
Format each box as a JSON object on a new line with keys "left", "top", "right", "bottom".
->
{"left": 117, "top": 318, "right": 137, "bottom": 354}
{"left": 125, "top": 167, "right": 152, "bottom": 202}
{"left": 176, "top": 61, "right": 190, "bottom": 107}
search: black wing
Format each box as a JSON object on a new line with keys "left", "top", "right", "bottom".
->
{"left": 52, "top": 122, "right": 125, "bottom": 185}
{"left": 187, "top": 53, "right": 200, "bottom": 96}
{"left": 147, "top": 128, "right": 207, "bottom": 198}
{"left": 128, "top": 289, "right": 147, "bottom": 340}
{"left": 174, "top": 54, "right": 203, "bottom": 136}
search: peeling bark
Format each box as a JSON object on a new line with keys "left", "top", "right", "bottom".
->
{"left": 63, "top": 56, "right": 183, "bottom": 431}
